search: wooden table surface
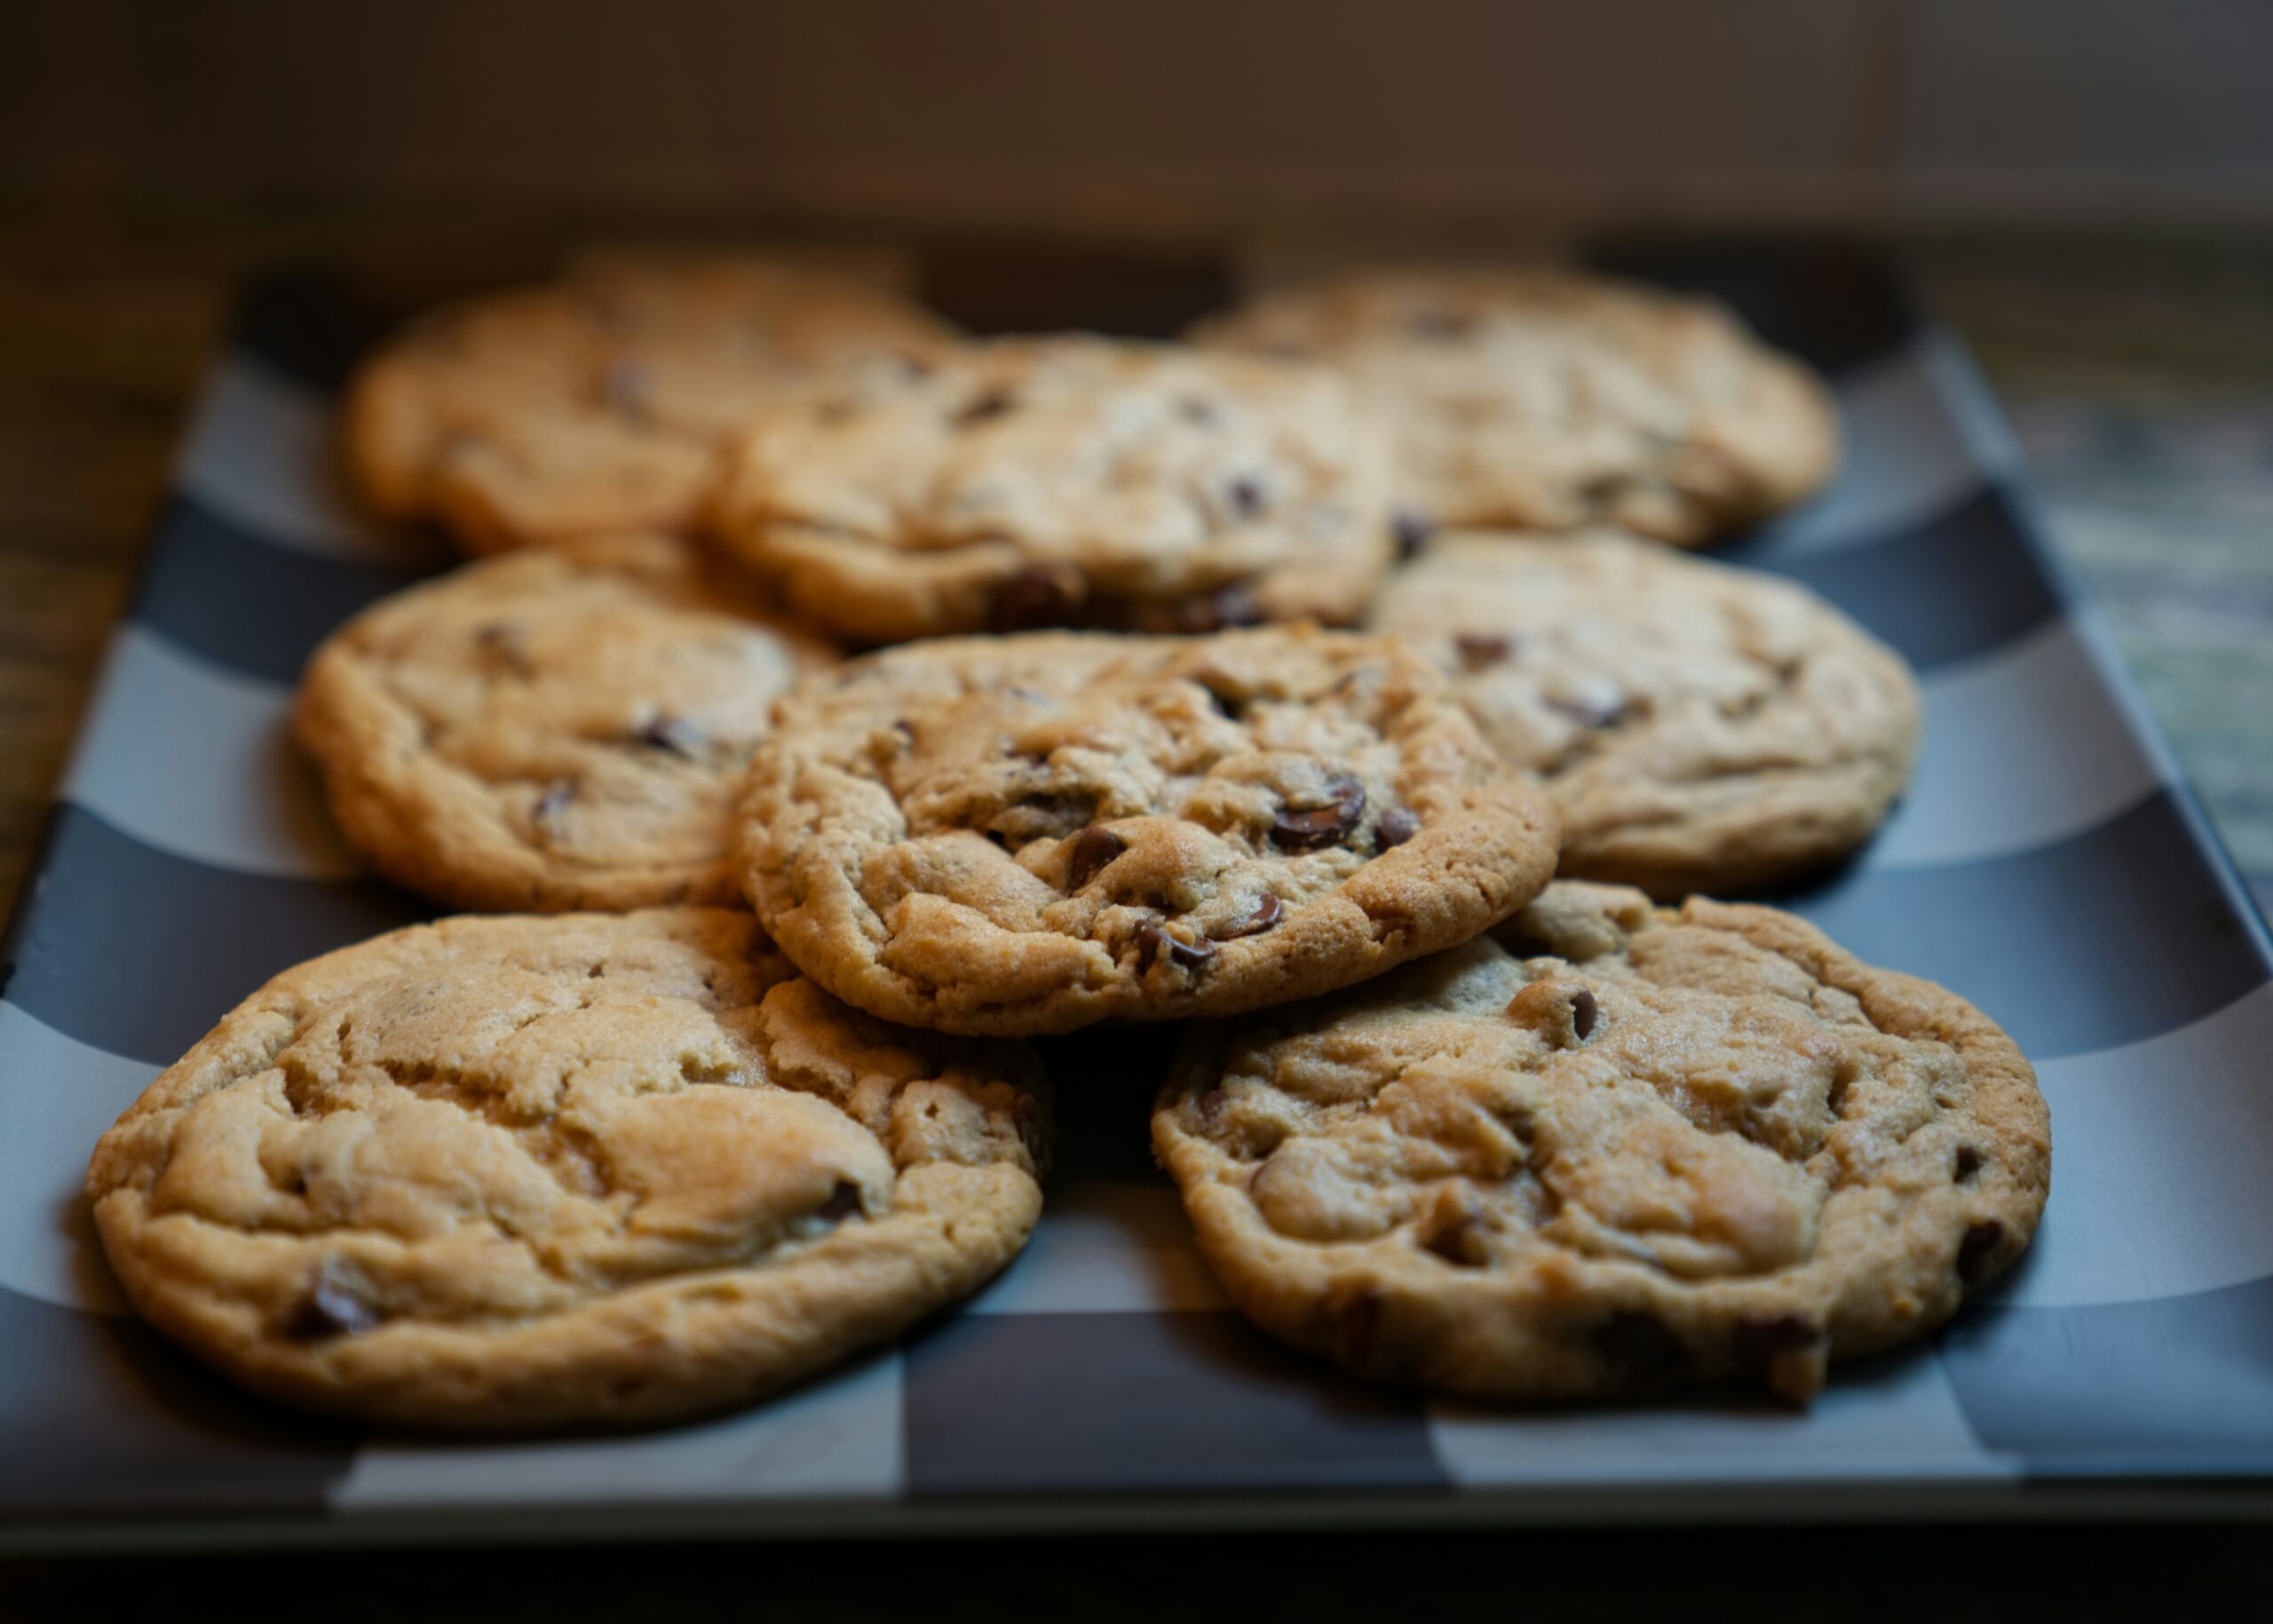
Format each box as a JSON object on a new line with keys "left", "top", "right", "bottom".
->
{"left": 2, "top": 215, "right": 2269, "bottom": 1608}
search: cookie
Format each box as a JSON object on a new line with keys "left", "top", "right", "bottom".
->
{"left": 709, "top": 337, "right": 1396, "bottom": 645}
{"left": 1372, "top": 530, "right": 1919, "bottom": 897}
{"left": 86, "top": 908, "right": 1049, "bottom": 1432}
{"left": 345, "top": 257, "right": 954, "bottom": 553}
{"left": 1154, "top": 880, "right": 2047, "bottom": 1405}
{"left": 1194, "top": 267, "right": 1838, "bottom": 545}
{"left": 295, "top": 533, "right": 836, "bottom": 913}
{"left": 733, "top": 625, "right": 1561, "bottom": 1036}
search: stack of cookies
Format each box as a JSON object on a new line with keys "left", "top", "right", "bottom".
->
{"left": 84, "top": 255, "right": 2048, "bottom": 1433}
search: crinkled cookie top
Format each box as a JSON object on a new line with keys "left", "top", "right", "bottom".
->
{"left": 1155, "top": 881, "right": 2047, "bottom": 1404}
{"left": 712, "top": 336, "right": 1395, "bottom": 644}
{"left": 735, "top": 626, "right": 1559, "bottom": 1035}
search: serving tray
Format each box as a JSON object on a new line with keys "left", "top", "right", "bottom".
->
{"left": 5, "top": 242, "right": 2271, "bottom": 1550}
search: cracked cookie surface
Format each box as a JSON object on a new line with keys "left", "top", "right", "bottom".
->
{"left": 1154, "top": 881, "right": 2047, "bottom": 1404}
{"left": 733, "top": 626, "right": 1560, "bottom": 1036}
{"left": 345, "top": 257, "right": 954, "bottom": 553}
{"left": 710, "top": 337, "right": 1396, "bottom": 645}
{"left": 86, "top": 908, "right": 1049, "bottom": 1432}
{"left": 1372, "top": 530, "right": 1919, "bottom": 897}
{"left": 1194, "top": 267, "right": 1837, "bottom": 545}
{"left": 295, "top": 533, "right": 837, "bottom": 913}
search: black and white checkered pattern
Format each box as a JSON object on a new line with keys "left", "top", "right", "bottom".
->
{"left": 4, "top": 244, "right": 2270, "bottom": 1545}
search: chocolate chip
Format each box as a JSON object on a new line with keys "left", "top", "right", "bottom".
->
{"left": 1953, "top": 1145, "right": 1983, "bottom": 1183}
{"left": 600, "top": 360, "right": 651, "bottom": 421}
{"left": 1226, "top": 477, "right": 1267, "bottom": 519}
{"left": 534, "top": 779, "right": 578, "bottom": 825}
{"left": 1171, "top": 583, "right": 1264, "bottom": 633}
{"left": 633, "top": 712, "right": 706, "bottom": 757}
{"left": 1571, "top": 987, "right": 1597, "bottom": 1041}
{"left": 284, "top": 1270, "right": 381, "bottom": 1341}
{"left": 816, "top": 1180, "right": 866, "bottom": 1223}
{"left": 1376, "top": 806, "right": 1421, "bottom": 850}
{"left": 1731, "top": 1312, "right": 1818, "bottom": 1368}
{"left": 1422, "top": 1214, "right": 1487, "bottom": 1268}
{"left": 1196, "top": 1087, "right": 1228, "bottom": 1123}
{"left": 1454, "top": 632, "right": 1515, "bottom": 671}
{"left": 954, "top": 386, "right": 1018, "bottom": 426}
{"left": 475, "top": 622, "right": 531, "bottom": 675}
{"left": 1592, "top": 1311, "right": 1689, "bottom": 1389}
{"left": 1065, "top": 824, "right": 1128, "bottom": 890}
{"left": 1220, "top": 892, "right": 1284, "bottom": 939}
{"left": 1271, "top": 778, "right": 1366, "bottom": 850}
{"left": 1957, "top": 1219, "right": 2004, "bottom": 1285}
{"left": 1135, "top": 919, "right": 1217, "bottom": 974}
{"left": 987, "top": 564, "right": 1081, "bottom": 632}
{"left": 1392, "top": 508, "right": 1435, "bottom": 559}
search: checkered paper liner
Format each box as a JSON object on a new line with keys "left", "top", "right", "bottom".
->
{"left": 5, "top": 244, "right": 2272, "bottom": 1547}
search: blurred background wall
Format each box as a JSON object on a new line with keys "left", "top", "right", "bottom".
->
{"left": 4, "top": 0, "right": 2272, "bottom": 235}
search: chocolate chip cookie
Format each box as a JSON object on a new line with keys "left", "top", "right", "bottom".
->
{"left": 345, "top": 257, "right": 954, "bottom": 553}
{"left": 295, "top": 533, "right": 836, "bottom": 913}
{"left": 86, "top": 909, "right": 1049, "bottom": 1432}
{"left": 1372, "top": 530, "right": 1920, "bottom": 898}
{"left": 735, "top": 626, "right": 1559, "bottom": 1036}
{"left": 709, "top": 337, "right": 1396, "bottom": 645}
{"left": 1194, "top": 267, "right": 1838, "bottom": 545}
{"left": 1154, "top": 881, "right": 2047, "bottom": 1405}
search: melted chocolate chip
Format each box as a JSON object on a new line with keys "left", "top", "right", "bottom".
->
{"left": 1167, "top": 583, "right": 1264, "bottom": 633}
{"left": 1454, "top": 632, "right": 1516, "bottom": 671}
{"left": 285, "top": 1271, "right": 381, "bottom": 1341}
{"left": 1271, "top": 778, "right": 1367, "bottom": 850}
{"left": 633, "top": 712, "right": 706, "bottom": 757}
{"left": 954, "top": 387, "right": 1018, "bottom": 426}
{"left": 1221, "top": 892, "right": 1284, "bottom": 939}
{"left": 1135, "top": 919, "right": 1217, "bottom": 974}
{"left": 1392, "top": 508, "right": 1435, "bottom": 559}
{"left": 1592, "top": 1311, "right": 1690, "bottom": 1389}
{"left": 1376, "top": 806, "right": 1421, "bottom": 850}
{"left": 1571, "top": 987, "right": 1598, "bottom": 1041}
{"left": 1957, "top": 1219, "right": 2005, "bottom": 1285}
{"left": 1226, "top": 477, "right": 1267, "bottom": 519}
{"left": 1065, "top": 824, "right": 1128, "bottom": 890}
{"left": 1731, "top": 1312, "right": 1819, "bottom": 1367}
{"left": 1953, "top": 1145, "right": 1983, "bottom": 1183}
{"left": 475, "top": 622, "right": 532, "bottom": 675}
{"left": 534, "top": 779, "right": 578, "bottom": 825}
{"left": 816, "top": 1180, "right": 867, "bottom": 1223}
{"left": 1422, "top": 1214, "right": 1487, "bottom": 1268}
{"left": 987, "top": 564, "right": 1081, "bottom": 632}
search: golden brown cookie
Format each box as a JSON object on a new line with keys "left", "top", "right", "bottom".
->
{"left": 733, "top": 626, "right": 1561, "bottom": 1036}
{"left": 1155, "top": 881, "right": 2047, "bottom": 1405}
{"left": 86, "top": 909, "right": 1049, "bottom": 1433}
{"left": 1372, "top": 530, "right": 1919, "bottom": 897}
{"left": 345, "top": 257, "right": 954, "bottom": 553}
{"left": 295, "top": 534, "right": 836, "bottom": 913}
{"left": 710, "top": 336, "right": 1396, "bottom": 645}
{"left": 1195, "top": 267, "right": 1837, "bottom": 545}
